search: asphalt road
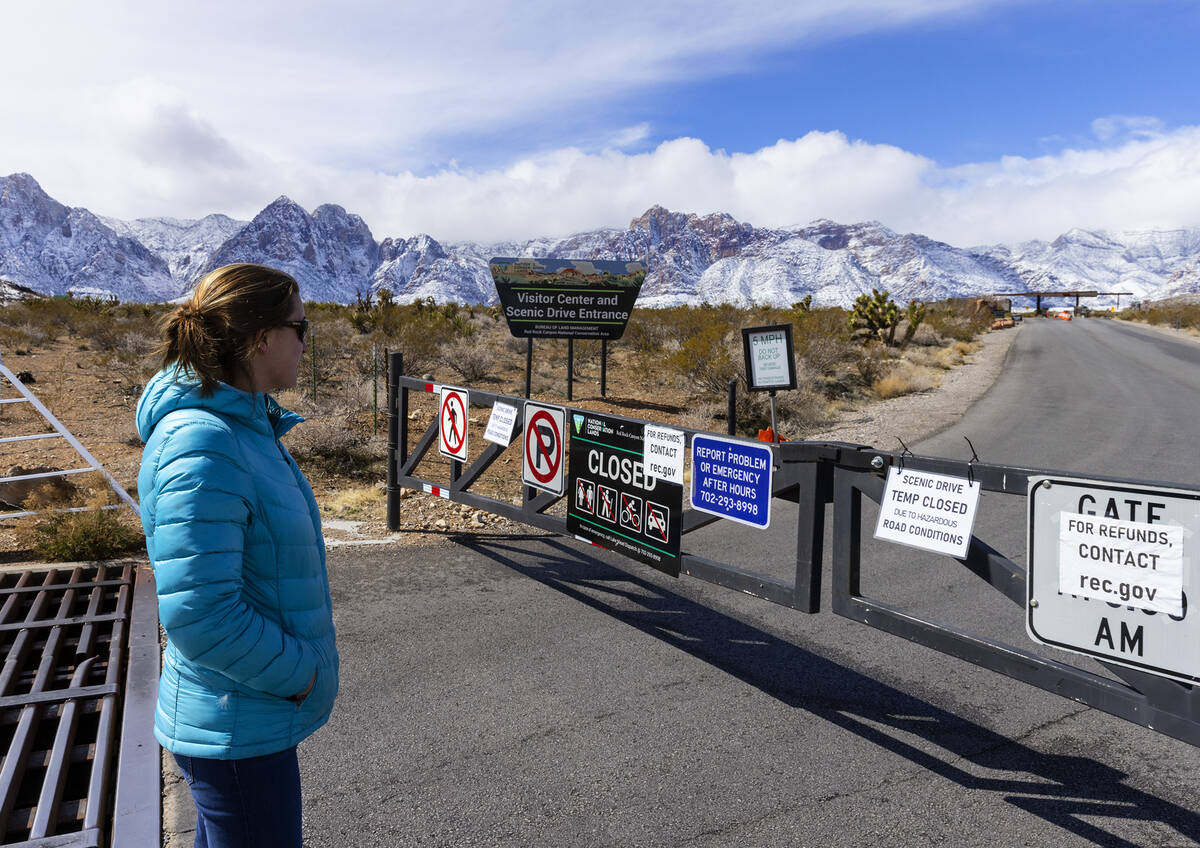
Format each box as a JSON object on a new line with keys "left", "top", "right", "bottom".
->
{"left": 300, "top": 319, "right": 1200, "bottom": 847}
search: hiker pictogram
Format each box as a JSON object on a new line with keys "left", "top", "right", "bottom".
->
{"left": 597, "top": 485, "right": 617, "bottom": 523}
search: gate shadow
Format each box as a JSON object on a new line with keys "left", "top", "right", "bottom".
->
{"left": 452, "top": 532, "right": 1200, "bottom": 848}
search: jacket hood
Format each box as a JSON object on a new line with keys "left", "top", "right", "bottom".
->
{"left": 136, "top": 367, "right": 304, "bottom": 443}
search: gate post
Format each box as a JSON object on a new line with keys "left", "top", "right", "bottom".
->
{"left": 727, "top": 379, "right": 737, "bottom": 436}
{"left": 793, "top": 459, "right": 832, "bottom": 613}
{"left": 387, "top": 352, "right": 403, "bottom": 530}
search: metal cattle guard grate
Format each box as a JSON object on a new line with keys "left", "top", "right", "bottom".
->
{"left": 0, "top": 564, "right": 131, "bottom": 847}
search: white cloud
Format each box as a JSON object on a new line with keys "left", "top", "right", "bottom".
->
{"left": 246, "top": 125, "right": 1196, "bottom": 247}
{"left": 1091, "top": 115, "right": 1166, "bottom": 143}
{"left": 4, "top": 1, "right": 1198, "bottom": 247}
{"left": 1, "top": 0, "right": 1013, "bottom": 204}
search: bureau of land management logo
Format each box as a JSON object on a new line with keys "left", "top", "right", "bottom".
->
{"left": 573, "top": 414, "right": 584, "bottom": 434}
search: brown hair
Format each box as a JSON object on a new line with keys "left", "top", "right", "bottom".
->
{"left": 159, "top": 263, "right": 299, "bottom": 396}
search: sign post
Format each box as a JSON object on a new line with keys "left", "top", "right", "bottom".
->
{"left": 1027, "top": 475, "right": 1200, "bottom": 685}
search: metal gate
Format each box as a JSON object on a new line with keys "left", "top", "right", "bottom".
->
{"left": 386, "top": 356, "right": 1200, "bottom": 748}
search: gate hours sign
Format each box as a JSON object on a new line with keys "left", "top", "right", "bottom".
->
{"left": 1027, "top": 475, "right": 1200, "bottom": 685}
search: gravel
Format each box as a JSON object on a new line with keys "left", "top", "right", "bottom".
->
{"left": 805, "top": 326, "right": 1020, "bottom": 450}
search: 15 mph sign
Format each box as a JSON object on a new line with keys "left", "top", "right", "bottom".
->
{"left": 522, "top": 402, "right": 565, "bottom": 495}
{"left": 1028, "top": 475, "right": 1200, "bottom": 685}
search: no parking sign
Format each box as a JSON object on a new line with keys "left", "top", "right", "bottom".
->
{"left": 522, "top": 402, "right": 565, "bottom": 495}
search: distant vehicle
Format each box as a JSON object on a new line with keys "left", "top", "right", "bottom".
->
{"left": 1057, "top": 312, "right": 1072, "bottom": 321}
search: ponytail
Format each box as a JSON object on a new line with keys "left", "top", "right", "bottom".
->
{"left": 158, "top": 264, "right": 299, "bottom": 396}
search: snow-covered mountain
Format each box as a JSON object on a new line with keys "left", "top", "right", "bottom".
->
{"left": 980, "top": 228, "right": 1200, "bottom": 304}
{"left": 0, "top": 173, "right": 177, "bottom": 300}
{"left": 105, "top": 213, "right": 245, "bottom": 284}
{"left": 197, "top": 197, "right": 380, "bottom": 302}
{"left": 3, "top": 171, "right": 1199, "bottom": 307}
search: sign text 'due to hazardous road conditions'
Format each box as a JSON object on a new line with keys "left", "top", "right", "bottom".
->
{"left": 1058, "top": 511, "right": 1184, "bottom": 616}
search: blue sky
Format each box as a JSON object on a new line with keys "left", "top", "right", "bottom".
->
{"left": 3, "top": 0, "right": 1198, "bottom": 245}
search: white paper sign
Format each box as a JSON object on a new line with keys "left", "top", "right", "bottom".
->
{"left": 1057, "top": 511, "right": 1184, "bottom": 615}
{"left": 746, "top": 329, "right": 791, "bottom": 388}
{"left": 483, "top": 401, "right": 518, "bottom": 446}
{"left": 643, "top": 425, "right": 685, "bottom": 485}
{"left": 874, "top": 467, "right": 981, "bottom": 558}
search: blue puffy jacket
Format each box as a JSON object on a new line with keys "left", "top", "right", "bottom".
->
{"left": 137, "top": 368, "right": 338, "bottom": 759}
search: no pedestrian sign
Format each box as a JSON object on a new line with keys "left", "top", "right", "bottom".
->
{"left": 438, "top": 386, "right": 469, "bottom": 461}
{"left": 522, "top": 402, "right": 566, "bottom": 495}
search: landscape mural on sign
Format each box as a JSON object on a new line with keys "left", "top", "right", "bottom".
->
{"left": 490, "top": 257, "right": 646, "bottom": 340}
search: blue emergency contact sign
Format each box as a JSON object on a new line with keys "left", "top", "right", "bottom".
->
{"left": 690, "top": 434, "right": 773, "bottom": 528}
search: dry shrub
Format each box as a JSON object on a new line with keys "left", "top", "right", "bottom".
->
{"left": 872, "top": 362, "right": 941, "bottom": 399}
{"left": 791, "top": 307, "right": 856, "bottom": 393}
{"left": 1138, "top": 302, "right": 1200, "bottom": 329}
{"left": 905, "top": 344, "right": 964, "bottom": 371}
{"left": 21, "top": 322, "right": 55, "bottom": 348}
{"left": 19, "top": 489, "right": 144, "bottom": 562}
{"left": 325, "top": 486, "right": 384, "bottom": 519}
{"left": 624, "top": 312, "right": 672, "bottom": 360}
{"left": 440, "top": 334, "right": 495, "bottom": 383}
{"left": 677, "top": 400, "right": 722, "bottom": 433}
{"left": 667, "top": 322, "right": 741, "bottom": 395}
{"left": 285, "top": 406, "right": 382, "bottom": 479}
{"left": 0, "top": 468, "right": 78, "bottom": 510}
{"left": 926, "top": 299, "right": 992, "bottom": 342}
{"left": 853, "top": 346, "right": 890, "bottom": 387}
{"left": 777, "top": 385, "right": 836, "bottom": 433}
{"left": 0, "top": 323, "right": 33, "bottom": 354}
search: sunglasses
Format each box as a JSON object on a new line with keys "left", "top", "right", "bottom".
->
{"left": 279, "top": 319, "right": 310, "bottom": 341}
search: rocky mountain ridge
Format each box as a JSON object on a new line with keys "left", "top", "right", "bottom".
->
{"left": 2, "top": 172, "right": 1196, "bottom": 307}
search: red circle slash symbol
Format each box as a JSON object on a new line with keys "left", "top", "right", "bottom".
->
{"left": 441, "top": 393, "right": 466, "bottom": 454}
{"left": 525, "top": 410, "right": 561, "bottom": 484}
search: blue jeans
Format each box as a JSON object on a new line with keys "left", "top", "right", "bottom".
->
{"left": 173, "top": 747, "right": 302, "bottom": 848}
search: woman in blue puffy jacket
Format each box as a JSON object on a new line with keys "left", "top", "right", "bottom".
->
{"left": 137, "top": 263, "right": 338, "bottom": 848}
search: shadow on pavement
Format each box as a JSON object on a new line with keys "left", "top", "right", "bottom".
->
{"left": 453, "top": 532, "right": 1200, "bottom": 848}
